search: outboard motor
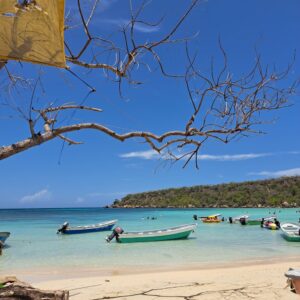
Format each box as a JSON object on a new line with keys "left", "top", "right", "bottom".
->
{"left": 57, "top": 222, "right": 69, "bottom": 234}
{"left": 106, "top": 227, "right": 124, "bottom": 243}
{"left": 240, "top": 217, "right": 246, "bottom": 225}
{"left": 193, "top": 214, "right": 198, "bottom": 221}
{"left": 229, "top": 217, "right": 233, "bottom": 224}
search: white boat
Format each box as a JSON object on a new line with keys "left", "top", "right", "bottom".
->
{"left": 281, "top": 223, "right": 300, "bottom": 242}
{"left": 232, "top": 215, "right": 249, "bottom": 223}
{"left": 285, "top": 268, "right": 300, "bottom": 294}
{"left": 106, "top": 223, "right": 197, "bottom": 243}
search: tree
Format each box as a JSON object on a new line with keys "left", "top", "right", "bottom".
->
{"left": 0, "top": 0, "right": 298, "bottom": 166}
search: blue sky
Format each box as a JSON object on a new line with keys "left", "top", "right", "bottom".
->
{"left": 0, "top": 0, "right": 299, "bottom": 208}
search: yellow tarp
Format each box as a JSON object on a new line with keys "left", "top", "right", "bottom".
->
{"left": 0, "top": 0, "right": 66, "bottom": 68}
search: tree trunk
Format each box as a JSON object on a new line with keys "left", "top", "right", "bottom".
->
{"left": 0, "top": 277, "right": 69, "bottom": 300}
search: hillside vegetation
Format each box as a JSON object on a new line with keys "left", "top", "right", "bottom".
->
{"left": 111, "top": 176, "right": 300, "bottom": 208}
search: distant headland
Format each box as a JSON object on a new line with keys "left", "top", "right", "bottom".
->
{"left": 109, "top": 176, "right": 300, "bottom": 209}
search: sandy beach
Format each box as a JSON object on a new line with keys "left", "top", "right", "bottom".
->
{"left": 11, "top": 261, "right": 295, "bottom": 299}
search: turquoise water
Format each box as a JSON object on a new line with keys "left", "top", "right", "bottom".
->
{"left": 1, "top": 208, "right": 300, "bottom": 274}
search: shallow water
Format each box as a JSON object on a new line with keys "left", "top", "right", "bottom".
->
{"left": 0, "top": 207, "right": 300, "bottom": 273}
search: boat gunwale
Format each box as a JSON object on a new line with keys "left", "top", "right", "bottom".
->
{"left": 65, "top": 219, "right": 118, "bottom": 231}
{"left": 119, "top": 224, "right": 197, "bottom": 238}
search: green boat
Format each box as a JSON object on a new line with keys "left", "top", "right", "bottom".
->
{"left": 106, "top": 224, "right": 197, "bottom": 243}
{"left": 246, "top": 219, "right": 262, "bottom": 225}
{"left": 281, "top": 223, "right": 300, "bottom": 242}
{"left": 240, "top": 216, "right": 276, "bottom": 226}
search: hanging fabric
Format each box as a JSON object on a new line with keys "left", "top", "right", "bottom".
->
{"left": 0, "top": 0, "right": 66, "bottom": 68}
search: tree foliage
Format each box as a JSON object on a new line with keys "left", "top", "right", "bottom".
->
{"left": 112, "top": 176, "right": 300, "bottom": 208}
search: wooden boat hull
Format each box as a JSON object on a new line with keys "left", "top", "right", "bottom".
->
{"left": 116, "top": 224, "right": 196, "bottom": 243}
{"left": 61, "top": 220, "right": 117, "bottom": 234}
{"left": 0, "top": 232, "right": 10, "bottom": 244}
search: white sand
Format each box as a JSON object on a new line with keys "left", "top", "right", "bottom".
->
{"left": 27, "top": 261, "right": 300, "bottom": 299}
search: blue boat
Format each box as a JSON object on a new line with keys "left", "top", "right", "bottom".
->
{"left": 0, "top": 232, "right": 10, "bottom": 244}
{"left": 57, "top": 219, "right": 117, "bottom": 234}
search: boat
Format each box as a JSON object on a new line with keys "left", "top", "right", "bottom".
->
{"left": 281, "top": 223, "right": 300, "bottom": 242}
{"left": 285, "top": 268, "right": 300, "bottom": 294}
{"left": 106, "top": 224, "right": 197, "bottom": 243}
{"left": 230, "top": 215, "right": 249, "bottom": 223}
{"left": 262, "top": 217, "right": 280, "bottom": 230}
{"left": 240, "top": 216, "right": 277, "bottom": 226}
{"left": 201, "top": 214, "right": 222, "bottom": 223}
{"left": 57, "top": 219, "right": 117, "bottom": 234}
{"left": 0, "top": 232, "right": 10, "bottom": 244}
{"left": 242, "top": 219, "right": 261, "bottom": 225}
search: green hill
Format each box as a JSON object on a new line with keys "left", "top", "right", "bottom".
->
{"left": 111, "top": 176, "right": 300, "bottom": 208}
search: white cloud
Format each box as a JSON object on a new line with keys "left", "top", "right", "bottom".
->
{"left": 249, "top": 168, "right": 300, "bottom": 177}
{"left": 120, "top": 149, "right": 159, "bottom": 160}
{"left": 197, "top": 153, "right": 270, "bottom": 161}
{"left": 287, "top": 151, "right": 300, "bottom": 155}
{"left": 120, "top": 150, "right": 271, "bottom": 161}
{"left": 20, "top": 189, "right": 51, "bottom": 204}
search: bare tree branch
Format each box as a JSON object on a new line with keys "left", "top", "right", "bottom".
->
{"left": 0, "top": 0, "right": 298, "bottom": 168}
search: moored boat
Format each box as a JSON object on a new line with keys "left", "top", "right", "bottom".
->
{"left": 240, "top": 216, "right": 277, "bottom": 226}
{"left": 0, "top": 232, "right": 10, "bottom": 244}
{"left": 262, "top": 217, "right": 280, "bottom": 230}
{"left": 106, "top": 224, "right": 197, "bottom": 243}
{"left": 231, "top": 215, "right": 249, "bottom": 223}
{"left": 201, "top": 214, "right": 222, "bottom": 223}
{"left": 57, "top": 219, "right": 117, "bottom": 234}
{"left": 281, "top": 223, "right": 300, "bottom": 242}
{"left": 243, "top": 219, "right": 261, "bottom": 225}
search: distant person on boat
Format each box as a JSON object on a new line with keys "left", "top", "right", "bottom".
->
{"left": 193, "top": 215, "right": 198, "bottom": 221}
{"left": 260, "top": 218, "right": 265, "bottom": 228}
{"left": 274, "top": 219, "right": 280, "bottom": 228}
{"left": 229, "top": 217, "right": 233, "bottom": 224}
{"left": 240, "top": 217, "right": 246, "bottom": 225}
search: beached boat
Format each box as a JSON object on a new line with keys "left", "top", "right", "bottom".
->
{"left": 0, "top": 232, "right": 10, "bottom": 244}
{"left": 281, "top": 223, "right": 300, "bottom": 242}
{"left": 201, "top": 214, "right": 222, "bottom": 223}
{"left": 57, "top": 219, "right": 117, "bottom": 234}
{"left": 285, "top": 268, "right": 300, "bottom": 294}
{"left": 106, "top": 224, "right": 197, "bottom": 243}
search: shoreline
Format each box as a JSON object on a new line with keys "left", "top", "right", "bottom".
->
{"left": 29, "top": 260, "right": 300, "bottom": 299}
{"left": 3, "top": 254, "right": 300, "bottom": 283}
